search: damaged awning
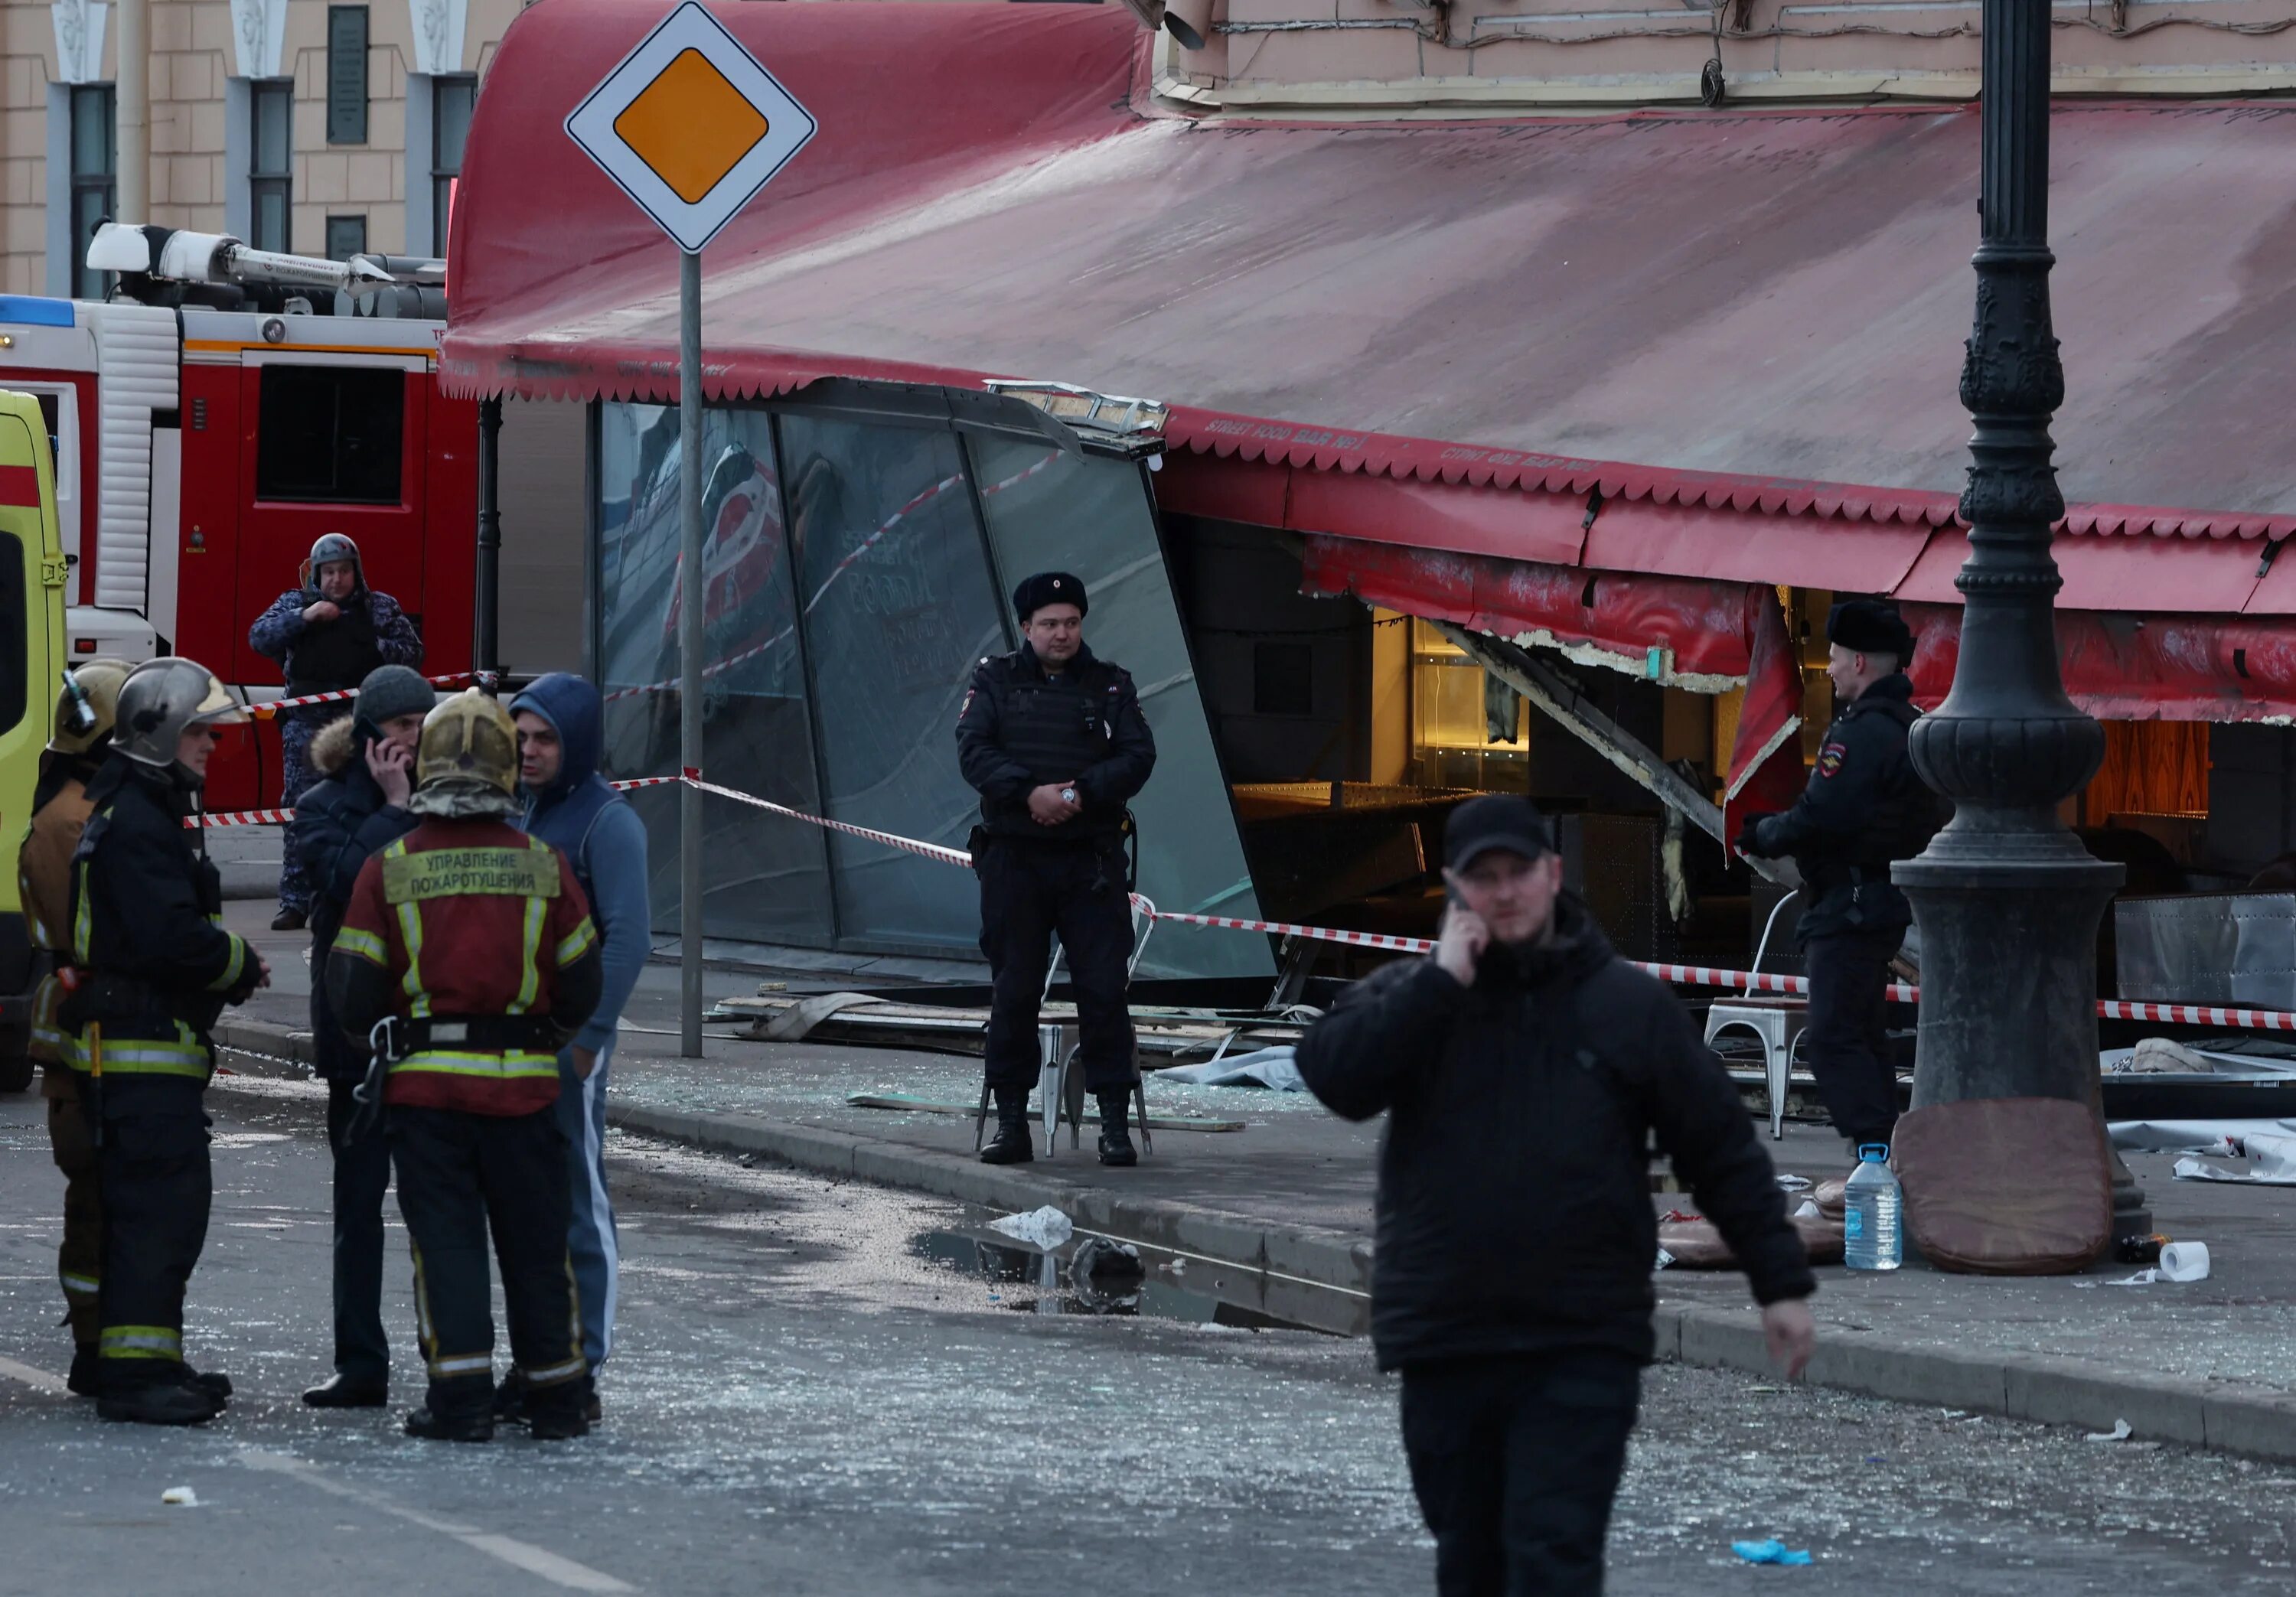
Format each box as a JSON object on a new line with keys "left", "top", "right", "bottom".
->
{"left": 446, "top": 0, "right": 2296, "bottom": 715}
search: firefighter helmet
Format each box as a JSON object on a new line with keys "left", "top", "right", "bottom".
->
{"left": 49, "top": 657, "right": 135, "bottom": 755}
{"left": 302, "top": 532, "right": 365, "bottom": 592}
{"left": 413, "top": 689, "right": 520, "bottom": 800}
{"left": 113, "top": 658, "right": 249, "bottom": 774}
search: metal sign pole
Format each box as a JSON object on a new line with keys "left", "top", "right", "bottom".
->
{"left": 679, "top": 246, "right": 705, "bottom": 1057}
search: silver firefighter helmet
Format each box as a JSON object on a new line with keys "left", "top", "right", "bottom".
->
{"left": 113, "top": 657, "right": 250, "bottom": 774}
{"left": 302, "top": 531, "right": 365, "bottom": 591}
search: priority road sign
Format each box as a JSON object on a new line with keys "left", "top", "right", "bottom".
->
{"left": 564, "top": 0, "right": 817, "bottom": 255}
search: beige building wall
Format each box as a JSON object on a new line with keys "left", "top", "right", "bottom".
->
{"left": 0, "top": 0, "right": 524, "bottom": 295}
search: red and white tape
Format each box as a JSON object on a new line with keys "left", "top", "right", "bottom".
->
{"left": 197, "top": 774, "right": 2296, "bottom": 1035}
{"left": 250, "top": 671, "right": 480, "bottom": 720}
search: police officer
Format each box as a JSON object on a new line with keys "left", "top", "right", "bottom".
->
{"left": 1737, "top": 599, "right": 1939, "bottom": 1154}
{"left": 18, "top": 657, "right": 133, "bottom": 1396}
{"left": 66, "top": 657, "right": 269, "bottom": 1425}
{"left": 956, "top": 572, "right": 1156, "bottom": 1167}
{"left": 326, "top": 690, "right": 603, "bottom": 1442}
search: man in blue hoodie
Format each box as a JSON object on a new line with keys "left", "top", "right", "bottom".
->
{"left": 509, "top": 673, "right": 651, "bottom": 1421}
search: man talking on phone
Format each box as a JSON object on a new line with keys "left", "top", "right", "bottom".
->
{"left": 1296, "top": 794, "right": 1816, "bottom": 1596}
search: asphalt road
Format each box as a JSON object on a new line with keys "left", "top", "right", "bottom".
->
{"left": 4, "top": 1079, "right": 2295, "bottom": 1595}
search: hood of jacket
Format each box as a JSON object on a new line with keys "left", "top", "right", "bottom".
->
{"left": 311, "top": 715, "right": 361, "bottom": 779}
{"left": 510, "top": 672, "right": 604, "bottom": 803}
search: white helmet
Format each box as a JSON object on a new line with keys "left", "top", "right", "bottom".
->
{"left": 113, "top": 657, "right": 249, "bottom": 779}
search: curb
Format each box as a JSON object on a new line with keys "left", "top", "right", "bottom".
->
{"left": 209, "top": 1018, "right": 2296, "bottom": 1463}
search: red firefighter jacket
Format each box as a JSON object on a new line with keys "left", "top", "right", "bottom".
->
{"left": 326, "top": 818, "right": 602, "bottom": 1116}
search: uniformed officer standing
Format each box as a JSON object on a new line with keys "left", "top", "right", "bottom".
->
{"left": 1737, "top": 600, "right": 1941, "bottom": 1155}
{"left": 65, "top": 657, "right": 269, "bottom": 1425}
{"left": 18, "top": 657, "right": 133, "bottom": 1396}
{"left": 326, "top": 690, "right": 603, "bottom": 1442}
{"left": 956, "top": 572, "right": 1156, "bottom": 1167}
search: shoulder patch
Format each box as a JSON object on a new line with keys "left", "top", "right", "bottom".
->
{"left": 1816, "top": 741, "right": 1848, "bottom": 777}
{"left": 958, "top": 688, "right": 976, "bottom": 725}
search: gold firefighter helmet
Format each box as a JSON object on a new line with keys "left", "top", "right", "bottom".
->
{"left": 415, "top": 689, "right": 520, "bottom": 798}
{"left": 49, "top": 657, "right": 135, "bottom": 755}
{"left": 113, "top": 657, "right": 250, "bottom": 773}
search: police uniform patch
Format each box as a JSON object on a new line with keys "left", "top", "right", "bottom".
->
{"left": 1817, "top": 741, "right": 1848, "bottom": 777}
{"left": 958, "top": 688, "right": 976, "bottom": 724}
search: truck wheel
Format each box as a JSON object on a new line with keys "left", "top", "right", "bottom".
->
{"left": 0, "top": 1044, "right": 34, "bottom": 1094}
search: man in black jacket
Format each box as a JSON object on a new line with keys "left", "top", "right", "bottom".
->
{"left": 292, "top": 664, "right": 432, "bottom": 1408}
{"left": 954, "top": 572, "right": 1156, "bottom": 1167}
{"left": 1737, "top": 599, "right": 1938, "bottom": 1154}
{"left": 1296, "top": 795, "right": 1815, "bottom": 1596}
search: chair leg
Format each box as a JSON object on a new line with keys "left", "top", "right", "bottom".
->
{"left": 1063, "top": 1049, "right": 1087, "bottom": 1150}
{"left": 1133, "top": 1077, "right": 1153, "bottom": 1158}
{"left": 974, "top": 1077, "right": 991, "bottom": 1153}
{"left": 1767, "top": 1031, "right": 1789, "bottom": 1142}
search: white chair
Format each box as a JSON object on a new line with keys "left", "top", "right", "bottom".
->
{"left": 1702, "top": 892, "right": 1806, "bottom": 1140}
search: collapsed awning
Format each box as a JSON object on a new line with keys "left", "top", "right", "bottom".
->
{"left": 447, "top": 0, "right": 2296, "bottom": 710}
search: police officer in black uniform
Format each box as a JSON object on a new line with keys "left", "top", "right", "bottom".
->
{"left": 956, "top": 572, "right": 1156, "bottom": 1167}
{"left": 1737, "top": 600, "right": 1940, "bottom": 1155}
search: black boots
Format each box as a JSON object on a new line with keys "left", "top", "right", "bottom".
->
{"left": 305, "top": 1373, "right": 389, "bottom": 1408}
{"left": 1097, "top": 1090, "right": 1138, "bottom": 1168}
{"left": 405, "top": 1406, "right": 494, "bottom": 1442}
{"left": 98, "top": 1375, "right": 221, "bottom": 1427}
{"left": 980, "top": 1089, "right": 1035, "bottom": 1165}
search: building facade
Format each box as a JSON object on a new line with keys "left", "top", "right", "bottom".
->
{"left": 3, "top": 0, "right": 522, "bottom": 295}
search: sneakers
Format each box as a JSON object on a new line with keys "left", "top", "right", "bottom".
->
{"left": 403, "top": 1406, "right": 494, "bottom": 1443}
{"left": 98, "top": 1378, "right": 220, "bottom": 1427}
{"left": 304, "top": 1373, "right": 389, "bottom": 1408}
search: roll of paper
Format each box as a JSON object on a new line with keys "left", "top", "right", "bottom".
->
{"left": 2160, "top": 1240, "right": 2210, "bottom": 1282}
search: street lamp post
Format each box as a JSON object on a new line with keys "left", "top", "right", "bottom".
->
{"left": 1894, "top": 0, "right": 2150, "bottom": 1234}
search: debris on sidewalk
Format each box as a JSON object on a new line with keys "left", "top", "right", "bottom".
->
{"left": 161, "top": 1486, "right": 200, "bottom": 1506}
{"left": 2162, "top": 1241, "right": 2212, "bottom": 1281}
{"left": 989, "top": 1206, "right": 1073, "bottom": 1249}
{"left": 1775, "top": 1174, "right": 1812, "bottom": 1191}
{"left": 1731, "top": 1538, "right": 1813, "bottom": 1566}
{"left": 2087, "top": 1419, "right": 2134, "bottom": 1442}
{"left": 1156, "top": 1046, "right": 1303, "bottom": 1091}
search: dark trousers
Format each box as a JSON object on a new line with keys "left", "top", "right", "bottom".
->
{"left": 327, "top": 1079, "right": 393, "bottom": 1384}
{"left": 388, "top": 1104, "right": 585, "bottom": 1422}
{"left": 1802, "top": 925, "right": 1904, "bottom": 1149}
{"left": 96, "top": 1084, "right": 212, "bottom": 1388}
{"left": 977, "top": 837, "right": 1137, "bottom": 1094}
{"left": 1399, "top": 1353, "right": 1642, "bottom": 1597}
{"left": 47, "top": 1090, "right": 103, "bottom": 1352}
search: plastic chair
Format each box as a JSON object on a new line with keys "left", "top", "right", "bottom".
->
{"left": 1701, "top": 891, "right": 1806, "bottom": 1140}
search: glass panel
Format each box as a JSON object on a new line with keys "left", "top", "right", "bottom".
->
{"left": 595, "top": 400, "right": 833, "bottom": 947}
{"left": 433, "top": 77, "right": 475, "bottom": 173}
{"left": 326, "top": 6, "right": 369, "bottom": 145}
{"left": 325, "top": 214, "right": 367, "bottom": 261}
{"left": 70, "top": 86, "right": 113, "bottom": 178}
{"left": 781, "top": 415, "right": 1004, "bottom": 952}
{"left": 253, "top": 182, "right": 289, "bottom": 252}
{"left": 256, "top": 367, "right": 403, "bottom": 503}
{"left": 255, "top": 83, "right": 292, "bottom": 174}
{"left": 73, "top": 186, "right": 113, "bottom": 297}
{"left": 966, "top": 434, "right": 1271, "bottom": 979}
{"left": 432, "top": 177, "right": 455, "bottom": 247}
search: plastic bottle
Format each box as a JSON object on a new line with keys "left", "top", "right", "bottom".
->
{"left": 1842, "top": 1143, "right": 1902, "bottom": 1271}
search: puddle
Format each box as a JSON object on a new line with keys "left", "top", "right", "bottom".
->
{"left": 911, "top": 1220, "right": 1368, "bottom": 1338}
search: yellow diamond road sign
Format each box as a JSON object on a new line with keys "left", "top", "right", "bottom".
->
{"left": 566, "top": 1, "right": 817, "bottom": 254}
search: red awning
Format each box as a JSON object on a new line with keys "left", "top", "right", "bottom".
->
{"left": 447, "top": 0, "right": 2296, "bottom": 654}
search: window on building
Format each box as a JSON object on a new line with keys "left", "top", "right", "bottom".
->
{"left": 69, "top": 84, "right": 116, "bottom": 298}
{"left": 1252, "top": 642, "right": 1315, "bottom": 717}
{"left": 430, "top": 76, "right": 475, "bottom": 252}
{"left": 250, "top": 80, "right": 293, "bottom": 252}
{"left": 325, "top": 214, "right": 367, "bottom": 262}
{"left": 256, "top": 367, "right": 404, "bottom": 504}
{"left": 327, "top": 7, "right": 369, "bottom": 145}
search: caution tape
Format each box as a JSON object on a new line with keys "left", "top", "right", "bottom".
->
{"left": 249, "top": 671, "right": 482, "bottom": 720}
{"left": 189, "top": 773, "right": 2296, "bottom": 1034}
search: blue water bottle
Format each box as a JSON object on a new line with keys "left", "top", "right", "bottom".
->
{"left": 1842, "top": 1143, "right": 1902, "bottom": 1271}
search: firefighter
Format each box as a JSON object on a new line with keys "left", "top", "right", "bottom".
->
{"left": 18, "top": 657, "right": 134, "bottom": 1396}
{"left": 326, "top": 689, "right": 604, "bottom": 1442}
{"left": 248, "top": 532, "right": 424, "bottom": 930}
{"left": 955, "top": 572, "right": 1157, "bottom": 1167}
{"left": 65, "top": 657, "right": 269, "bottom": 1426}
{"left": 1737, "top": 599, "right": 1940, "bottom": 1155}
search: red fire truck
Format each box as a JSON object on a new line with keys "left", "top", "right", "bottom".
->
{"left": 0, "top": 223, "right": 475, "bottom": 813}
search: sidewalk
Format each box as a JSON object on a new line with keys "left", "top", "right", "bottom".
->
{"left": 217, "top": 898, "right": 2296, "bottom": 1460}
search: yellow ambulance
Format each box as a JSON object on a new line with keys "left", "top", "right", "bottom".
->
{"left": 0, "top": 389, "right": 71, "bottom": 1090}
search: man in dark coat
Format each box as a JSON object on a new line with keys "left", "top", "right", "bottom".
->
{"left": 291, "top": 663, "right": 433, "bottom": 1406}
{"left": 248, "top": 533, "right": 423, "bottom": 930}
{"left": 1296, "top": 794, "right": 1816, "bottom": 1596}
{"left": 1737, "top": 598, "right": 1940, "bottom": 1153}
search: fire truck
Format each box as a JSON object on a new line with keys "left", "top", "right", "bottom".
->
{"left": 0, "top": 223, "right": 476, "bottom": 813}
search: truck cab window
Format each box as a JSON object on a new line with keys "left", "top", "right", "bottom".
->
{"left": 255, "top": 366, "right": 405, "bottom": 504}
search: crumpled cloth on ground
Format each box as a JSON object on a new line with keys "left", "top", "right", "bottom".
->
{"left": 1156, "top": 1046, "right": 1303, "bottom": 1092}
{"left": 988, "top": 1206, "right": 1073, "bottom": 1249}
{"left": 1732, "top": 1539, "right": 1813, "bottom": 1566}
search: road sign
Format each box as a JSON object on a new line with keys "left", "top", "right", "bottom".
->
{"left": 565, "top": 0, "right": 817, "bottom": 255}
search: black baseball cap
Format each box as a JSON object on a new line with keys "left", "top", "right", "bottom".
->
{"left": 1443, "top": 794, "right": 1554, "bottom": 871}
